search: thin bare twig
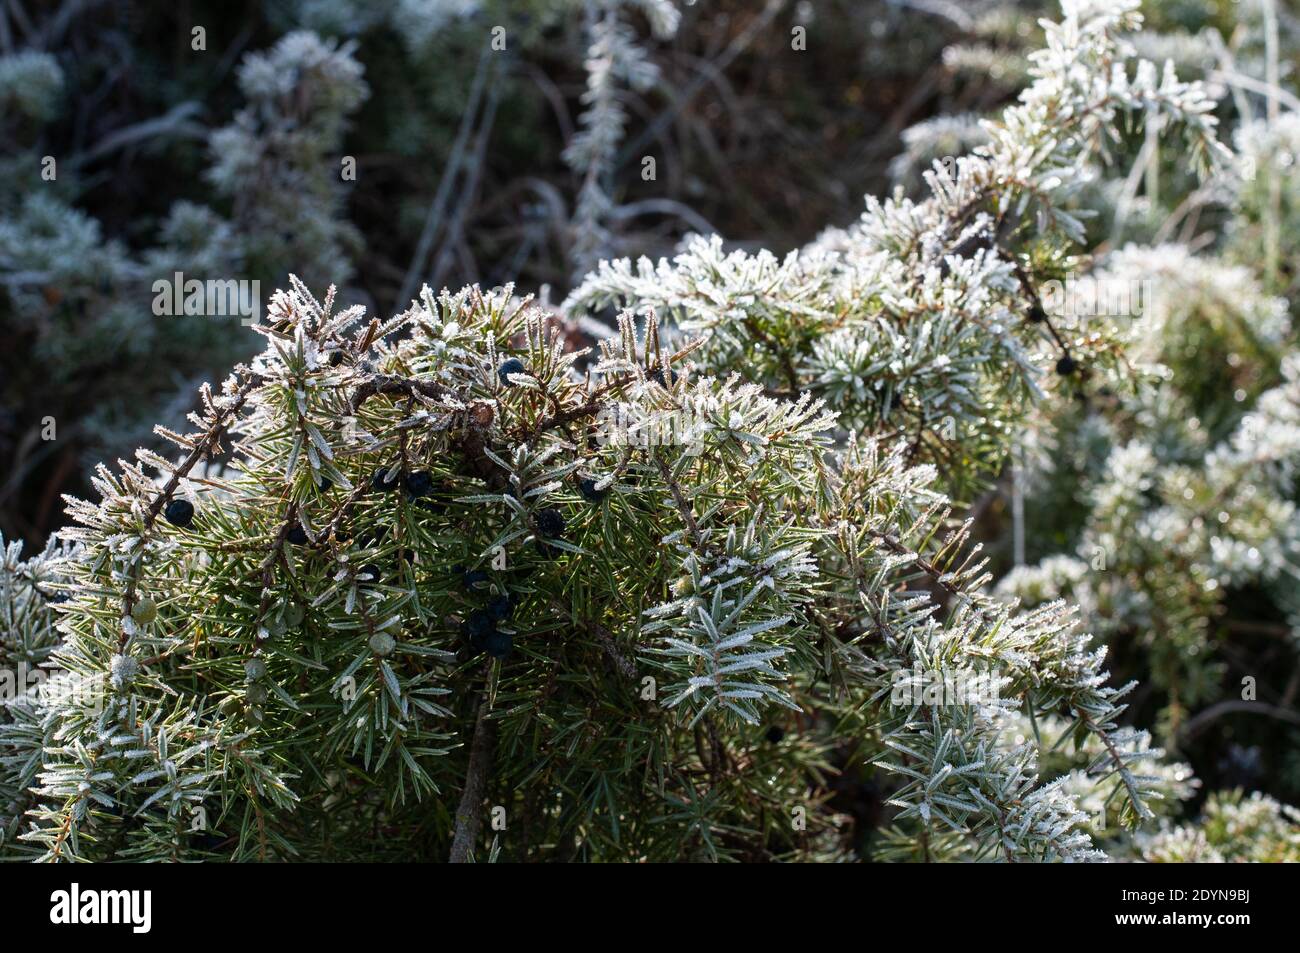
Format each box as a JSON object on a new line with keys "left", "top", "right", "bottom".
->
{"left": 1179, "top": 699, "right": 1300, "bottom": 743}
{"left": 449, "top": 685, "right": 496, "bottom": 863}
{"left": 396, "top": 45, "right": 493, "bottom": 313}
{"left": 617, "top": 0, "right": 787, "bottom": 167}
{"left": 429, "top": 80, "right": 502, "bottom": 292}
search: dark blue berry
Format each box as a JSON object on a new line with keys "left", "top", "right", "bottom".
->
{"left": 497, "top": 358, "right": 526, "bottom": 386}
{"left": 487, "top": 594, "right": 514, "bottom": 620}
{"left": 1217, "top": 743, "right": 1264, "bottom": 790}
{"left": 404, "top": 470, "right": 434, "bottom": 498}
{"left": 190, "top": 830, "right": 229, "bottom": 852}
{"left": 356, "top": 527, "right": 386, "bottom": 549}
{"left": 163, "top": 499, "right": 194, "bottom": 528}
{"left": 316, "top": 475, "right": 333, "bottom": 493}
{"left": 1056, "top": 354, "right": 1077, "bottom": 376}
{"left": 482, "top": 629, "right": 513, "bottom": 659}
{"left": 1027, "top": 304, "right": 1046, "bottom": 323}
{"left": 462, "top": 610, "right": 496, "bottom": 649}
{"left": 536, "top": 508, "right": 565, "bottom": 538}
{"left": 765, "top": 725, "right": 785, "bottom": 744}
{"left": 578, "top": 477, "right": 607, "bottom": 502}
{"left": 371, "top": 468, "right": 400, "bottom": 492}
{"left": 463, "top": 569, "right": 489, "bottom": 588}
{"left": 650, "top": 364, "right": 677, "bottom": 387}
{"left": 287, "top": 524, "right": 309, "bottom": 545}
{"left": 357, "top": 564, "right": 381, "bottom": 584}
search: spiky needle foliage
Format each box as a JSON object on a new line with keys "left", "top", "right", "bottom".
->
{"left": 0, "top": 270, "right": 1154, "bottom": 862}
{"left": 0, "top": 2, "right": 1238, "bottom": 862}
{"left": 568, "top": 0, "right": 1227, "bottom": 499}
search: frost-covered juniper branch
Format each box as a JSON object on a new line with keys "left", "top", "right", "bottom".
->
{"left": 0, "top": 537, "right": 68, "bottom": 849}
{"left": 0, "top": 1, "right": 1227, "bottom": 863}
{"left": 0, "top": 267, "right": 1157, "bottom": 862}
{"left": 1001, "top": 246, "right": 1300, "bottom": 743}
{"left": 565, "top": 0, "right": 1228, "bottom": 499}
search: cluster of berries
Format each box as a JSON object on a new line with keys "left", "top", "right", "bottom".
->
{"left": 157, "top": 355, "right": 621, "bottom": 667}
{"left": 460, "top": 593, "right": 516, "bottom": 659}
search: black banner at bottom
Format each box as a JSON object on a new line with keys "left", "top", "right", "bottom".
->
{"left": 0, "top": 861, "right": 1280, "bottom": 941}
